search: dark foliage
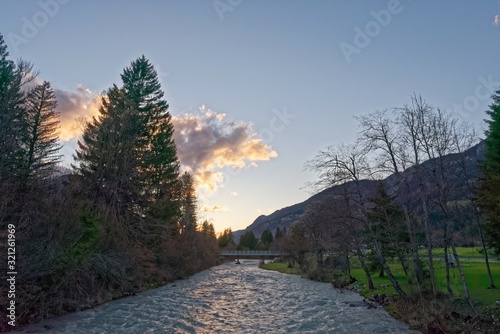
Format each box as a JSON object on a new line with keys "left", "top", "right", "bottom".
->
{"left": 0, "top": 35, "right": 220, "bottom": 330}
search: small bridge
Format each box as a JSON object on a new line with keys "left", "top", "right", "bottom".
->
{"left": 219, "top": 250, "right": 283, "bottom": 259}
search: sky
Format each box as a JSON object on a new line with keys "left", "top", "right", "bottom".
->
{"left": 1, "top": 0, "right": 499, "bottom": 233}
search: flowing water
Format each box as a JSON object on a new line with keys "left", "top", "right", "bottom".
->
{"left": 16, "top": 260, "right": 416, "bottom": 333}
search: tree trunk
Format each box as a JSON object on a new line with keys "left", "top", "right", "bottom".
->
{"left": 443, "top": 247, "right": 453, "bottom": 296}
{"left": 343, "top": 250, "right": 350, "bottom": 275}
{"left": 450, "top": 239, "right": 475, "bottom": 312}
{"left": 476, "top": 215, "right": 496, "bottom": 289}
{"left": 397, "top": 252, "right": 409, "bottom": 279}
{"left": 374, "top": 247, "right": 406, "bottom": 299}
{"left": 421, "top": 196, "right": 436, "bottom": 295}
{"left": 316, "top": 249, "right": 323, "bottom": 268}
{"left": 443, "top": 222, "right": 453, "bottom": 296}
{"left": 403, "top": 207, "right": 424, "bottom": 286}
{"left": 356, "top": 248, "right": 374, "bottom": 290}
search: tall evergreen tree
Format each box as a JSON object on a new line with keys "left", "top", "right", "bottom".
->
{"left": 218, "top": 228, "right": 234, "bottom": 248}
{"left": 22, "top": 81, "right": 61, "bottom": 182}
{"left": 478, "top": 89, "right": 500, "bottom": 254}
{"left": 201, "top": 220, "right": 216, "bottom": 239}
{"left": 74, "top": 85, "right": 142, "bottom": 211}
{"left": 0, "top": 33, "right": 27, "bottom": 181}
{"left": 367, "top": 185, "right": 410, "bottom": 281}
{"left": 179, "top": 171, "right": 197, "bottom": 234}
{"left": 120, "top": 56, "right": 179, "bottom": 202}
{"left": 239, "top": 230, "right": 258, "bottom": 250}
{"left": 260, "top": 229, "right": 274, "bottom": 245}
{"left": 74, "top": 56, "right": 180, "bottom": 236}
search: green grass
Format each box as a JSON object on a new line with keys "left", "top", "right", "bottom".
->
{"left": 260, "top": 262, "right": 300, "bottom": 275}
{"left": 433, "top": 259, "right": 500, "bottom": 305}
{"left": 350, "top": 255, "right": 500, "bottom": 305}
{"left": 420, "top": 246, "right": 495, "bottom": 257}
{"left": 262, "top": 250, "right": 500, "bottom": 306}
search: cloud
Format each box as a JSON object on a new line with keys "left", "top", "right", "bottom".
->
{"left": 21, "top": 78, "right": 100, "bottom": 142}
{"left": 201, "top": 205, "right": 229, "bottom": 212}
{"left": 54, "top": 86, "right": 101, "bottom": 141}
{"left": 494, "top": 15, "right": 500, "bottom": 27}
{"left": 172, "top": 106, "right": 277, "bottom": 191}
{"left": 53, "top": 87, "right": 278, "bottom": 193}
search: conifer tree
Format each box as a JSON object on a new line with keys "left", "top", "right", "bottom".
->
{"left": 239, "top": 230, "right": 258, "bottom": 250}
{"left": 74, "top": 56, "right": 180, "bottom": 231}
{"left": 22, "top": 81, "right": 61, "bottom": 182}
{"left": 367, "top": 185, "right": 410, "bottom": 281}
{"left": 201, "top": 220, "right": 216, "bottom": 239}
{"left": 217, "top": 228, "right": 234, "bottom": 248}
{"left": 179, "top": 171, "right": 197, "bottom": 234}
{"left": 478, "top": 89, "right": 500, "bottom": 254}
{"left": 260, "top": 229, "right": 274, "bottom": 245}
{"left": 120, "top": 56, "right": 179, "bottom": 202}
{"left": 74, "top": 85, "right": 142, "bottom": 211}
{"left": 0, "top": 33, "right": 27, "bottom": 181}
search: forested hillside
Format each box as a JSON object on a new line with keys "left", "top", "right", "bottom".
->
{"left": 240, "top": 141, "right": 485, "bottom": 247}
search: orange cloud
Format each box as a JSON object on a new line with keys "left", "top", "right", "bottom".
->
{"left": 172, "top": 106, "right": 277, "bottom": 191}
{"left": 54, "top": 86, "right": 101, "bottom": 141}
{"left": 201, "top": 205, "right": 229, "bottom": 212}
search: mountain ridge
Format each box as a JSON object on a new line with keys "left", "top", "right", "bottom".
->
{"left": 234, "top": 141, "right": 485, "bottom": 241}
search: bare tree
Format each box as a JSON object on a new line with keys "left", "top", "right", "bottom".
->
{"left": 357, "top": 109, "right": 424, "bottom": 287}
{"left": 396, "top": 96, "right": 478, "bottom": 309}
{"left": 449, "top": 125, "right": 496, "bottom": 289}
{"left": 301, "top": 196, "right": 351, "bottom": 274}
{"left": 396, "top": 95, "right": 438, "bottom": 295}
{"left": 306, "top": 144, "right": 380, "bottom": 291}
{"left": 282, "top": 221, "right": 310, "bottom": 269}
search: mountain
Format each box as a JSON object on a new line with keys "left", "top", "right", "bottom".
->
{"left": 233, "top": 179, "right": 378, "bottom": 241}
{"left": 234, "top": 141, "right": 485, "bottom": 241}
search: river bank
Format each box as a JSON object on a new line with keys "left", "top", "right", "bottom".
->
{"left": 1, "top": 256, "right": 221, "bottom": 333}
{"left": 260, "top": 261, "right": 500, "bottom": 333}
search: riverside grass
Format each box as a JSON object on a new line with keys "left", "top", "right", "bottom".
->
{"left": 260, "top": 247, "right": 500, "bottom": 330}
{"left": 262, "top": 248, "right": 500, "bottom": 305}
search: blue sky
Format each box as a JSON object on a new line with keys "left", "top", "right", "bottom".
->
{"left": 1, "top": 0, "right": 499, "bottom": 233}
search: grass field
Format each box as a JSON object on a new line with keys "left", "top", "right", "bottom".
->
{"left": 434, "top": 259, "right": 500, "bottom": 304}
{"left": 261, "top": 248, "right": 500, "bottom": 306}
{"left": 421, "top": 246, "right": 498, "bottom": 258}
{"left": 259, "top": 262, "right": 298, "bottom": 275}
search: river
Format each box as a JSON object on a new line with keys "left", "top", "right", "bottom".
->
{"left": 16, "top": 260, "right": 416, "bottom": 333}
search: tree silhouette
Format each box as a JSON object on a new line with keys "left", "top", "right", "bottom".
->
{"left": 478, "top": 89, "right": 500, "bottom": 255}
